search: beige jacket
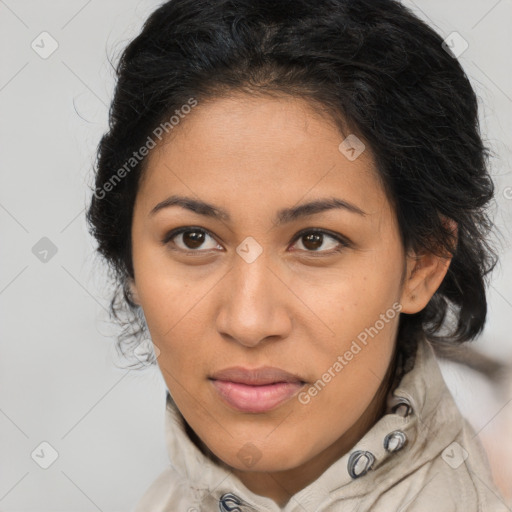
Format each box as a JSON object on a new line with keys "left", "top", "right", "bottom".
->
{"left": 134, "top": 338, "right": 509, "bottom": 511}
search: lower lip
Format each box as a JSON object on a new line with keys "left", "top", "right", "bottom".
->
{"left": 210, "top": 380, "right": 305, "bottom": 413}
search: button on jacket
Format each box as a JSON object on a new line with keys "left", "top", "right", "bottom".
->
{"left": 133, "top": 338, "right": 509, "bottom": 511}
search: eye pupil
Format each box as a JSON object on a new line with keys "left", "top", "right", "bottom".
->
{"left": 303, "top": 233, "right": 323, "bottom": 250}
{"left": 183, "top": 231, "right": 205, "bottom": 249}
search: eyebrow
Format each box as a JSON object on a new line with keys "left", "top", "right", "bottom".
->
{"left": 150, "top": 194, "right": 366, "bottom": 224}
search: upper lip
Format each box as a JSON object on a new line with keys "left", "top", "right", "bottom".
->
{"left": 209, "top": 366, "right": 305, "bottom": 385}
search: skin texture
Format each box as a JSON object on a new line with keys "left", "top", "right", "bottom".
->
{"left": 129, "top": 93, "right": 452, "bottom": 506}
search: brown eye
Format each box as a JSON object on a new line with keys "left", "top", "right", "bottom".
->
{"left": 292, "top": 229, "right": 349, "bottom": 254}
{"left": 164, "top": 228, "right": 222, "bottom": 252}
{"left": 182, "top": 230, "right": 206, "bottom": 249}
{"left": 302, "top": 233, "right": 324, "bottom": 251}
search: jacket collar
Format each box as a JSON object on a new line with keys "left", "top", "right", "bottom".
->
{"left": 162, "top": 337, "right": 464, "bottom": 510}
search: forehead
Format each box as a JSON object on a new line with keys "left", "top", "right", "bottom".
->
{"left": 138, "top": 93, "right": 390, "bottom": 218}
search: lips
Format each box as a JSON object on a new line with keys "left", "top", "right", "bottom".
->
{"left": 209, "top": 366, "right": 306, "bottom": 413}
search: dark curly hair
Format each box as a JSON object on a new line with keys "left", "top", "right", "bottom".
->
{"left": 87, "top": 0, "right": 497, "bottom": 368}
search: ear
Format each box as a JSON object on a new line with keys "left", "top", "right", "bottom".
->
{"left": 399, "top": 219, "right": 457, "bottom": 314}
{"left": 126, "top": 277, "right": 141, "bottom": 306}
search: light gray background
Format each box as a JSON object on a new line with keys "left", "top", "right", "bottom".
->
{"left": 1, "top": 1, "right": 511, "bottom": 510}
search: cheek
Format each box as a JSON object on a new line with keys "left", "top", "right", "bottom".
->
{"left": 131, "top": 243, "right": 203, "bottom": 338}
{"left": 138, "top": 280, "right": 206, "bottom": 356}
{"left": 298, "top": 255, "right": 402, "bottom": 402}
{"left": 130, "top": 278, "right": 205, "bottom": 400}
{"left": 308, "top": 260, "right": 403, "bottom": 344}
{"left": 296, "top": 303, "right": 398, "bottom": 441}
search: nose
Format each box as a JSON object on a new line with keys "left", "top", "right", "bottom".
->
{"left": 215, "top": 253, "right": 292, "bottom": 348}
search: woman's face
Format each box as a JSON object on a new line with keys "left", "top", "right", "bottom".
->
{"left": 130, "top": 93, "right": 422, "bottom": 484}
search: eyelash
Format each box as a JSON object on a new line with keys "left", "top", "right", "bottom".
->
{"left": 162, "top": 226, "right": 351, "bottom": 256}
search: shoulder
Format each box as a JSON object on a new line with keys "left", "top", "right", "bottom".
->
{"left": 395, "top": 425, "right": 510, "bottom": 512}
